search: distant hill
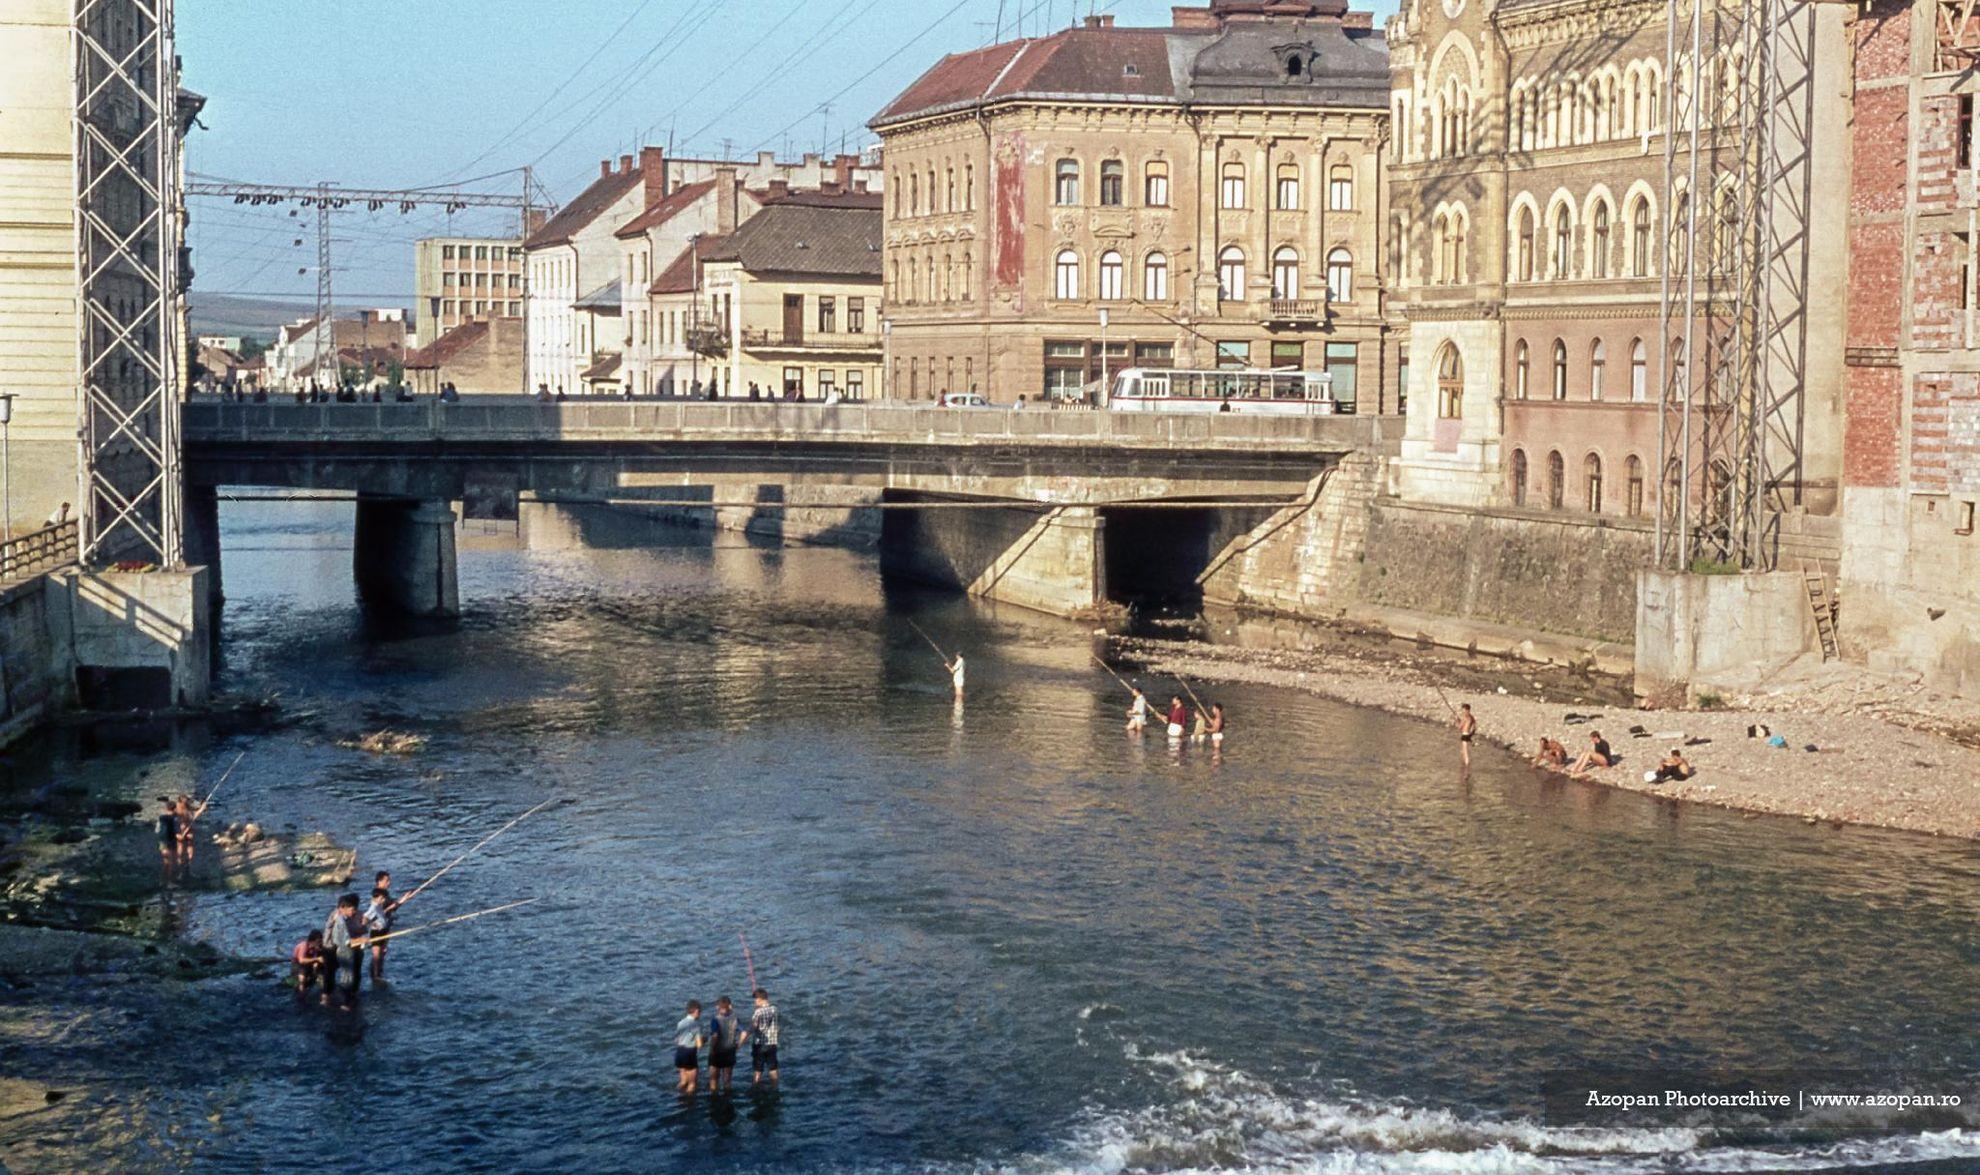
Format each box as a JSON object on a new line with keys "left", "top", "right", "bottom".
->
{"left": 188, "top": 293, "right": 316, "bottom": 341}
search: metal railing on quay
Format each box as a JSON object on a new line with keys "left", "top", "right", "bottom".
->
{"left": 0, "top": 521, "right": 79, "bottom": 582}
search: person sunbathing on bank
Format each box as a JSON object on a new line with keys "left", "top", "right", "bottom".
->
{"left": 1531, "top": 737, "right": 1568, "bottom": 768}
{"left": 1650, "top": 748, "right": 1695, "bottom": 783}
{"left": 1567, "top": 731, "right": 1615, "bottom": 776}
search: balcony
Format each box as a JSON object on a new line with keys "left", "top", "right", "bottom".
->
{"left": 1266, "top": 298, "right": 1325, "bottom": 326}
{"left": 684, "top": 325, "right": 728, "bottom": 358}
{"left": 738, "top": 328, "right": 882, "bottom": 354}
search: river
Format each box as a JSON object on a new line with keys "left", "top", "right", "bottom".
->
{"left": 3, "top": 500, "right": 1979, "bottom": 1173}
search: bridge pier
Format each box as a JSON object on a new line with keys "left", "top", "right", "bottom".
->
{"left": 882, "top": 499, "right": 1109, "bottom": 618}
{"left": 353, "top": 496, "right": 459, "bottom": 619}
{"left": 185, "top": 484, "right": 223, "bottom": 608}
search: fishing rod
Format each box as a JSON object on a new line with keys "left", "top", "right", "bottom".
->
{"left": 1089, "top": 653, "right": 1138, "bottom": 696}
{"left": 905, "top": 618, "right": 950, "bottom": 666}
{"left": 358, "top": 898, "right": 539, "bottom": 947}
{"left": 1175, "top": 675, "right": 1209, "bottom": 716}
{"left": 190, "top": 751, "right": 248, "bottom": 822}
{"left": 397, "top": 796, "right": 559, "bottom": 910}
{"left": 740, "top": 931, "right": 759, "bottom": 992}
{"left": 1431, "top": 684, "right": 1460, "bottom": 718}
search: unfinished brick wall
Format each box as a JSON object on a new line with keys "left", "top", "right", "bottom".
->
{"left": 1916, "top": 95, "right": 1961, "bottom": 215}
{"left": 1912, "top": 231, "right": 1966, "bottom": 349}
{"left": 1846, "top": 365, "right": 1905, "bottom": 487}
{"left": 1844, "top": 0, "right": 1912, "bottom": 490}
{"left": 1912, "top": 374, "right": 1980, "bottom": 495}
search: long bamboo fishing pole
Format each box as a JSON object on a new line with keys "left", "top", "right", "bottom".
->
{"left": 1089, "top": 653, "right": 1138, "bottom": 696}
{"left": 739, "top": 931, "right": 758, "bottom": 992}
{"left": 1431, "top": 684, "right": 1460, "bottom": 718}
{"left": 905, "top": 618, "right": 950, "bottom": 666}
{"left": 1175, "top": 674, "right": 1208, "bottom": 715}
{"left": 396, "top": 796, "right": 558, "bottom": 910}
{"left": 358, "top": 898, "right": 538, "bottom": 947}
{"left": 190, "top": 750, "right": 248, "bottom": 822}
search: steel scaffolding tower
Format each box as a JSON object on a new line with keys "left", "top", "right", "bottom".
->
{"left": 73, "top": 0, "right": 185, "bottom": 566}
{"left": 1655, "top": 0, "right": 1820, "bottom": 571}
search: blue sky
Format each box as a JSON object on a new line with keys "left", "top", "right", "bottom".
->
{"left": 180, "top": 0, "right": 1396, "bottom": 308}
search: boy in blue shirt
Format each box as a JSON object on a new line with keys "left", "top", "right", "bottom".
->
{"left": 674, "top": 1000, "right": 705, "bottom": 1094}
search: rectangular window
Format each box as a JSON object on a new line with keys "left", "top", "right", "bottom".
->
{"left": 1325, "top": 342, "right": 1359, "bottom": 414}
{"left": 1216, "top": 340, "right": 1251, "bottom": 368}
{"left": 1100, "top": 161, "right": 1123, "bottom": 206}
{"left": 782, "top": 366, "right": 804, "bottom": 396}
{"left": 818, "top": 296, "right": 837, "bottom": 334}
{"left": 1134, "top": 341, "right": 1174, "bottom": 365}
{"left": 441, "top": 245, "right": 455, "bottom": 260}
{"left": 1270, "top": 341, "right": 1304, "bottom": 369}
{"left": 1044, "top": 339, "right": 1086, "bottom": 358}
{"left": 475, "top": 245, "right": 489, "bottom": 260}
{"left": 846, "top": 369, "right": 865, "bottom": 398}
{"left": 1962, "top": 95, "right": 1975, "bottom": 170}
{"left": 819, "top": 369, "right": 837, "bottom": 396}
{"left": 1220, "top": 165, "right": 1246, "bottom": 210}
{"left": 1144, "top": 163, "right": 1170, "bottom": 207}
{"left": 1328, "top": 165, "right": 1354, "bottom": 211}
{"left": 1396, "top": 347, "right": 1409, "bottom": 414}
{"left": 847, "top": 296, "right": 866, "bottom": 333}
{"left": 1276, "top": 166, "right": 1300, "bottom": 211}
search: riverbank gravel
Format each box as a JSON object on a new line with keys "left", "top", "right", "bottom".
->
{"left": 1115, "top": 636, "right": 1980, "bottom": 841}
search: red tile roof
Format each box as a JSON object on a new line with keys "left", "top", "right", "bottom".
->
{"left": 404, "top": 319, "right": 491, "bottom": 370}
{"left": 870, "top": 27, "right": 1174, "bottom": 126}
{"left": 649, "top": 234, "right": 736, "bottom": 295}
{"left": 525, "top": 166, "right": 644, "bottom": 249}
{"left": 614, "top": 178, "right": 716, "bottom": 239}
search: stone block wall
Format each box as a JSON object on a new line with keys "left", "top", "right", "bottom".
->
{"left": 0, "top": 575, "right": 65, "bottom": 746}
{"left": 1199, "top": 452, "right": 1379, "bottom": 614}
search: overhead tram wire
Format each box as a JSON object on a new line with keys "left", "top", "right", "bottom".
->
{"left": 635, "top": 0, "right": 814, "bottom": 152}
{"left": 672, "top": 0, "right": 887, "bottom": 154}
{"left": 430, "top": 0, "right": 665, "bottom": 185}
{"left": 748, "top": 0, "right": 979, "bottom": 156}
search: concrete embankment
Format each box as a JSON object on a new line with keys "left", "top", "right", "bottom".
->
{"left": 1119, "top": 632, "right": 1980, "bottom": 841}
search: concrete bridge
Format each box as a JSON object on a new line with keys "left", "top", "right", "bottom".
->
{"left": 183, "top": 398, "right": 1390, "bottom": 619}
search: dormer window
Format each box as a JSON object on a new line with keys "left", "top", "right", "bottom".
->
{"left": 1123, "top": 64, "right": 1141, "bottom": 78}
{"left": 1273, "top": 42, "right": 1318, "bottom": 81}
{"left": 1286, "top": 54, "right": 1304, "bottom": 77}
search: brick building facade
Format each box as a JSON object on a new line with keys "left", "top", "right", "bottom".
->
{"left": 1841, "top": 0, "right": 1980, "bottom": 693}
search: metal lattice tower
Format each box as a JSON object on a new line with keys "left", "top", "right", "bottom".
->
{"left": 73, "top": 0, "right": 185, "bottom": 567}
{"left": 1655, "top": 0, "right": 1820, "bottom": 571}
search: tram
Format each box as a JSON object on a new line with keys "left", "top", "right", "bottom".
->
{"left": 1105, "top": 367, "right": 1336, "bottom": 415}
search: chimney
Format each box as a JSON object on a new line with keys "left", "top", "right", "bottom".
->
{"left": 618, "top": 153, "right": 633, "bottom": 174}
{"left": 834, "top": 153, "right": 856, "bottom": 190}
{"left": 600, "top": 159, "right": 613, "bottom": 179}
{"left": 641, "top": 145, "right": 667, "bottom": 208}
{"left": 853, "top": 178, "right": 869, "bottom": 193}
{"left": 1172, "top": 6, "right": 1218, "bottom": 28}
{"left": 821, "top": 179, "right": 843, "bottom": 195}
{"left": 1083, "top": 13, "right": 1115, "bottom": 26}
{"left": 767, "top": 178, "right": 789, "bottom": 200}
{"left": 715, "top": 166, "right": 740, "bottom": 234}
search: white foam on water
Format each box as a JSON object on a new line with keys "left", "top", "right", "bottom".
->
{"left": 905, "top": 1048, "right": 1980, "bottom": 1175}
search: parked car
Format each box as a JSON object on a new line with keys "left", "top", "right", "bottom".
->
{"left": 939, "top": 391, "right": 990, "bottom": 408}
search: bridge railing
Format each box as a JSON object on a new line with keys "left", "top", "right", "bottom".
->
{"left": 184, "top": 397, "right": 1381, "bottom": 452}
{"left": 0, "top": 522, "right": 79, "bottom": 583}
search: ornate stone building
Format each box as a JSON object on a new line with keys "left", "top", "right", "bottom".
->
{"left": 869, "top": 1, "right": 1398, "bottom": 412}
{"left": 1386, "top": 0, "right": 1850, "bottom": 522}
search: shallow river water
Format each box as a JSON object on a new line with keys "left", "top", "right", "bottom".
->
{"left": 5, "top": 501, "right": 1980, "bottom": 1173}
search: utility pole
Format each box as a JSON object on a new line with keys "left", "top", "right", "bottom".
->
{"left": 314, "top": 183, "right": 333, "bottom": 391}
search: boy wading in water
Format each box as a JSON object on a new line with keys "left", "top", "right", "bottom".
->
{"left": 364, "top": 878, "right": 397, "bottom": 982}
{"left": 947, "top": 652, "right": 966, "bottom": 701}
{"left": 291, "top": 929, "right": 325, "bottom": 995}
{"left": 707, "top": 997, "right": 743, "bottom": 1092}
{"left": 323, "top": 894, "right": 367, "bottom": 1008}
{"left": 749, "top": 988, "right": 780, "bottom": 1087}
{"left": 1125, "top": 687, "right": 1148, "bottom": 734}
{"left": 1455, "top": 703, "right": 1478, "bottom": 767}
{"left": 674, "top": 1000, "right": 705, "bottom": 1094}
{"left": 155, "top": 800, "right": 180, "bottom": 882}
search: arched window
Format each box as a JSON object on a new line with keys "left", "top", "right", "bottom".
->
{"left": 1451, "top": 211, "right": 1467, "bottom": 283}
{"left": 1272, "top": 246, "right": 1300, "bottom": 299}
{"left": 1584, "top": 452, "right": 1604, "bottom": 513}
{"left": 909, "top": 172, "right": 920, "bottom": 215}
{"left": 1625, "top": 455, "right": 1645, "bottom": 516}
{"left": 1329, "top": 164, "right": 1354, "bottom": 210}
{"left": 906, "top": 257, "right": 918, "bottom": 303}
{"left": 1326, "top": 248, "right": 1353, "bottom": 302}
{"left": 941, "top": 252, "right": 952, "bottom": 301}
{"left": 960, "top": 252, "right": 973, "bottom": 300}
{"left": 1144, "top": 160, "right": 1170, "bottom": 207}
{"left": 1220, "top": 163, "right": 1247, "bottom": 209}
{"left": 965, "top": 163, "right": 975, "bottom": 210}
{"left": 1053, "top": 249, "right": 1080, "bottom": 300}
{"left": 945, "top": 167, "right": 955, "bottom": 212}
{"left": 1511, "top": 448, "right": 1529, "bottom": 506}
{"left": 1218, "top": 246, "right": 1246, "bottom": 300}
{"left": 1389, "top": 215, "right": 1405, "bottom": 285}
{"left": 1434, "top": 212, "right": 1450, "bottom": 283}
{"left": 1630, "top": 337, "right": 1648, "bottom": 400}
{"left": 1437, "top": 344, "right": 1464, "bottom": 418}
{"left": 1547, "top": 450, "right": 1566, "bottom": 509}
{"left": 1631, "top": 199, "right": 1652, "bottom": 276}
{"left": 1670, "top": 192, "right": 1691, "bottom": 275}
{"left": 1551, "top": 338, "right": 1568, "bottom": 400}
{"left": 1591, "top": 203, "right": 1611, "bottom": 278}
{"left": 1054, "top": 159, "right": 1080, "bottom": 206}
{"left": 1097, "top": 250, "right": 1124, "bottom": 300}
{"left": 1590, "top": 338, "right": 1606, "bottom": 400}
{"left": 1514, "top": 339, "right": 1530, "bottom": 399}
{"left": 1143, "top": 251, "right": 1169, "bottom": 301}
{"left": 1099, "top": 159, "right": 1124, "bottom": 206}
{"left": 1552, "top": 207, "right": 1572, "bottom": 278}
{"left": 1276, "top": 164, "right": 1300, "bottom": 210}
{"left": 1516, "top": 208, "right": 1536, "bottom": 281}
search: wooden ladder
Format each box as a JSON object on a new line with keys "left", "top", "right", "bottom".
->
{"left": 1803, "top": 567, "right": 1839, "bottom": 661}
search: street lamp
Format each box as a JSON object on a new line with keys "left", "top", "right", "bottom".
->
{"left": 1097, "top": 308, "right": 1110, "bottom": 408}
{"left": 880, "top": 317, "right": 892, "bottom": 401}
{"left": 0, "top": 393, "right": 14, "bottom": 541}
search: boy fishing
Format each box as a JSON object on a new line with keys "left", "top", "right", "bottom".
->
{"left": 749, "top": 988, "right": 780, "bottom": 1087}
{"left": 707, "top": 997, "right": 743, "bottom": 1092}
{"left": 674, "top": 1000, "right": 705, "bottom": 1094}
